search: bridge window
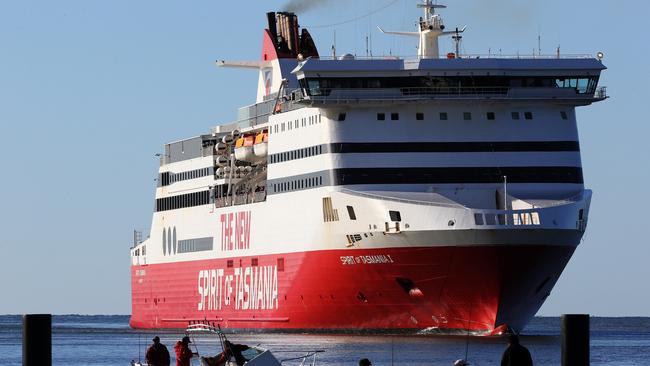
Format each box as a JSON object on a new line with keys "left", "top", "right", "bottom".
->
{"left": 556, "top": 77, "right": 597, "bottom": 94}
{"left": 377, "top": 113, "right": 386, "bottom": 121}
{"left": 487, "top": 112, "right": 496, "bottom": 120}
{"left": 463, "top": 112, "right": 472, "bottom": 120}
{"left": 338, "top": 113, "right": 347, "bottom": 121}
{"left": 439, "top": 112, "right": 448, "bottom": 120}
{"left": 391, "top": 113, "right": 399, "bottom": 121}
{"left": 560, "top": 111, "right": 568, "bottom": 120}
{"left": 525, "top": 112, "right": 534, "bottom": 120}
{"left": 416, "top": 112, "right": 424, "bottom": 121}
{"left": 511, "top": 112, "right": 520, "bottom": 120}
{"left": 303, "top": 76, "right": 599, "bottom": 95}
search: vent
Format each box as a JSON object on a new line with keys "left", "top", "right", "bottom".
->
{"left": 322, "top": 197, "right": 339, "bottom": 222}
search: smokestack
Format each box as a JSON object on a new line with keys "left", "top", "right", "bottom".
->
{"left": 287, "top": 13, "right": 300, "bottom": 53}
{"left": 267, "top": 12, "right": 278, "bottom": 41}
{"left": 266, "top": 11, "right": 318, "bottom": 59}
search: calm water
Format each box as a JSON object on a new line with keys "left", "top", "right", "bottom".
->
{"left": 1, "top": 315, "right": 648, "bottom": 366}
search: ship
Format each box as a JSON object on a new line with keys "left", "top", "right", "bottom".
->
{"left": 130, "top": 1, "right": 607, "bottom": 334}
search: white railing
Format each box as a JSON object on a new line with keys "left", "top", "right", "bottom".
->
{"left": 311, "top": 53, "right": 595, "bottom": 61}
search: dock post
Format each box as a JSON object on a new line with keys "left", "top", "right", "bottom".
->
{"left": 23, "top": 314, "right": 52, "bottom": 366}
{"left": 561, "top": 314, "right": 589, "bottom": 366}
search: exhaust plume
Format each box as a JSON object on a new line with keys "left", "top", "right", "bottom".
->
{"left": 282, "top": 0, "right": 334, "bottom": 13}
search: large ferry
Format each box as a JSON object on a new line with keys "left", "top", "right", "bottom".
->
{"left": 130, "top": 1, "right": 607, "bottom": 333}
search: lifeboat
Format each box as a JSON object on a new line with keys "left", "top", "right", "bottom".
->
{"left": 253, "top": 130, "right": 269, "bottom": 158}
{"left": 234, "top": 135, "right": 255, "bottom": 162}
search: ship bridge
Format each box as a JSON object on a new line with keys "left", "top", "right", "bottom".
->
{"left": 292, "top": 57, "right": 607, "bottom": 106}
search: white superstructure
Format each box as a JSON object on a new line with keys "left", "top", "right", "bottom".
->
{"left": 130, "top": 3, "right": 607, "bottom": 333}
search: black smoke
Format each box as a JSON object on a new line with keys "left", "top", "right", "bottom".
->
{"left": 282, "top": 0, "right": 334, "bottom": 13}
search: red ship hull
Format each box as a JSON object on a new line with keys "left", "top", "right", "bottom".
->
{"left": 130, "top": 245, "right": 574, "bottom": 333}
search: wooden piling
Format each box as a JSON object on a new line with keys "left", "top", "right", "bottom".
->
{"left": 561, "top": 314, "right": 590, "bottom": 366}
{"left": 23, "top": 314, "right": 52, "bottom": 366}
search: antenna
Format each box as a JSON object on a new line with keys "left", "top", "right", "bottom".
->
{"left": 452, "top": 27, "right": 463, "bottom": 57}
{"left": 366, "top": 35, "right": 369, "bottom": 57}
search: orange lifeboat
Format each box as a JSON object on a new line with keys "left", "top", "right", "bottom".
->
{"left": 253, "top": 130, "right": 268, "bottom": 158}
{"left": 234, "top": 135, "right": 255, "bottom": 162}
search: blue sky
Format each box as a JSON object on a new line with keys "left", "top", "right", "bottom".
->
{"left": 0, "top": 0, "right": 648, "bottom": 316}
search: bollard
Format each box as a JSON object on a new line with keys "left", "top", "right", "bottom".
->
{"left": 23, "top": 314, "right": 52, "bottom": 366}
{"left": 561, "top": 314, "right": 589, "bottom": 366}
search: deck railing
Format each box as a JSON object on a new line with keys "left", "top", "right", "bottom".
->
{"left": 311, "top": 53, "right": 595, "bottom": 61}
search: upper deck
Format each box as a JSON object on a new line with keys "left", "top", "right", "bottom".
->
{"left": 293, "top": 55, "right": 607, "bottom": 106}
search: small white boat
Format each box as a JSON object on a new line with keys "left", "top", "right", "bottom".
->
{"left": 132, "top": 321, "right": 323, "bottom": 366}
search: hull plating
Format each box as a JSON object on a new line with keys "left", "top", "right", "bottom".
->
{"left": 130, "top": 245, "right": 574, "bottom": 332}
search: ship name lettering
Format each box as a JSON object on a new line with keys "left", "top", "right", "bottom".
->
{"left": 197, "top": 269, "right": 225, "bottom": 311}
{"left": 340, "top": 254, "right": 395, "bottom": 265}
{"left": 197, "top": 265, "right": 278, "bottom": 312}
{"left": 234, "top": 265, "right": 278, "bottom": 311}
{"left": 220, "top": 211, "right": 252, "bottom": 251}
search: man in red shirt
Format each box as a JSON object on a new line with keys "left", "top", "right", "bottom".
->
{"left": 174, "top": 336, "right": 195, "bottom": 366}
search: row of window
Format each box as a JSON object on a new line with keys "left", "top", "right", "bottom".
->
{"left": 160, "top": 167, "right": 212, "bottom": 187}
{"left": 301, "top": 76, "right": 600, "bottom": 96}
{"left": 170, "top": 167, "right": 212, "bottom": 184}
{"left": 177, "top": 237, "right": 213, "bottom": 254}
{"left": 270, "top": 114, "right": 322, "bottom": 135}
{"left": 335, "top": 111, "right": 569, "bottom": 123}
{"left": 273, "top": 176, "right": 323, "bottom": 193}
{"left": 473, "top": 212, "right": 541, "bottom": 226}
{"left": 156, "top": 190, "right": 211, "bottom": 212}
{"left": 270, "top": 145, "right": 324, "bottom": 164}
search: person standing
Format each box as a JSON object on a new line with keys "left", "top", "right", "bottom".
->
{"left": 145, "top": 336, "right": 170, "bottom": 366}
{"left": 174, "top": 336, "right": 195, "bottom": 366}
{"left": 501, "top": 334, "right": 533, "bottom": 366}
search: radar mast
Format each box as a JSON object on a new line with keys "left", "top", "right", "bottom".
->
{"left": 378, "top": 0, "right": 466, "bottom": 59}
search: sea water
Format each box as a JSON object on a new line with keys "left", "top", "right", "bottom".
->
{"left": 0, "top": 315, "right": 648, "bottom": 366}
